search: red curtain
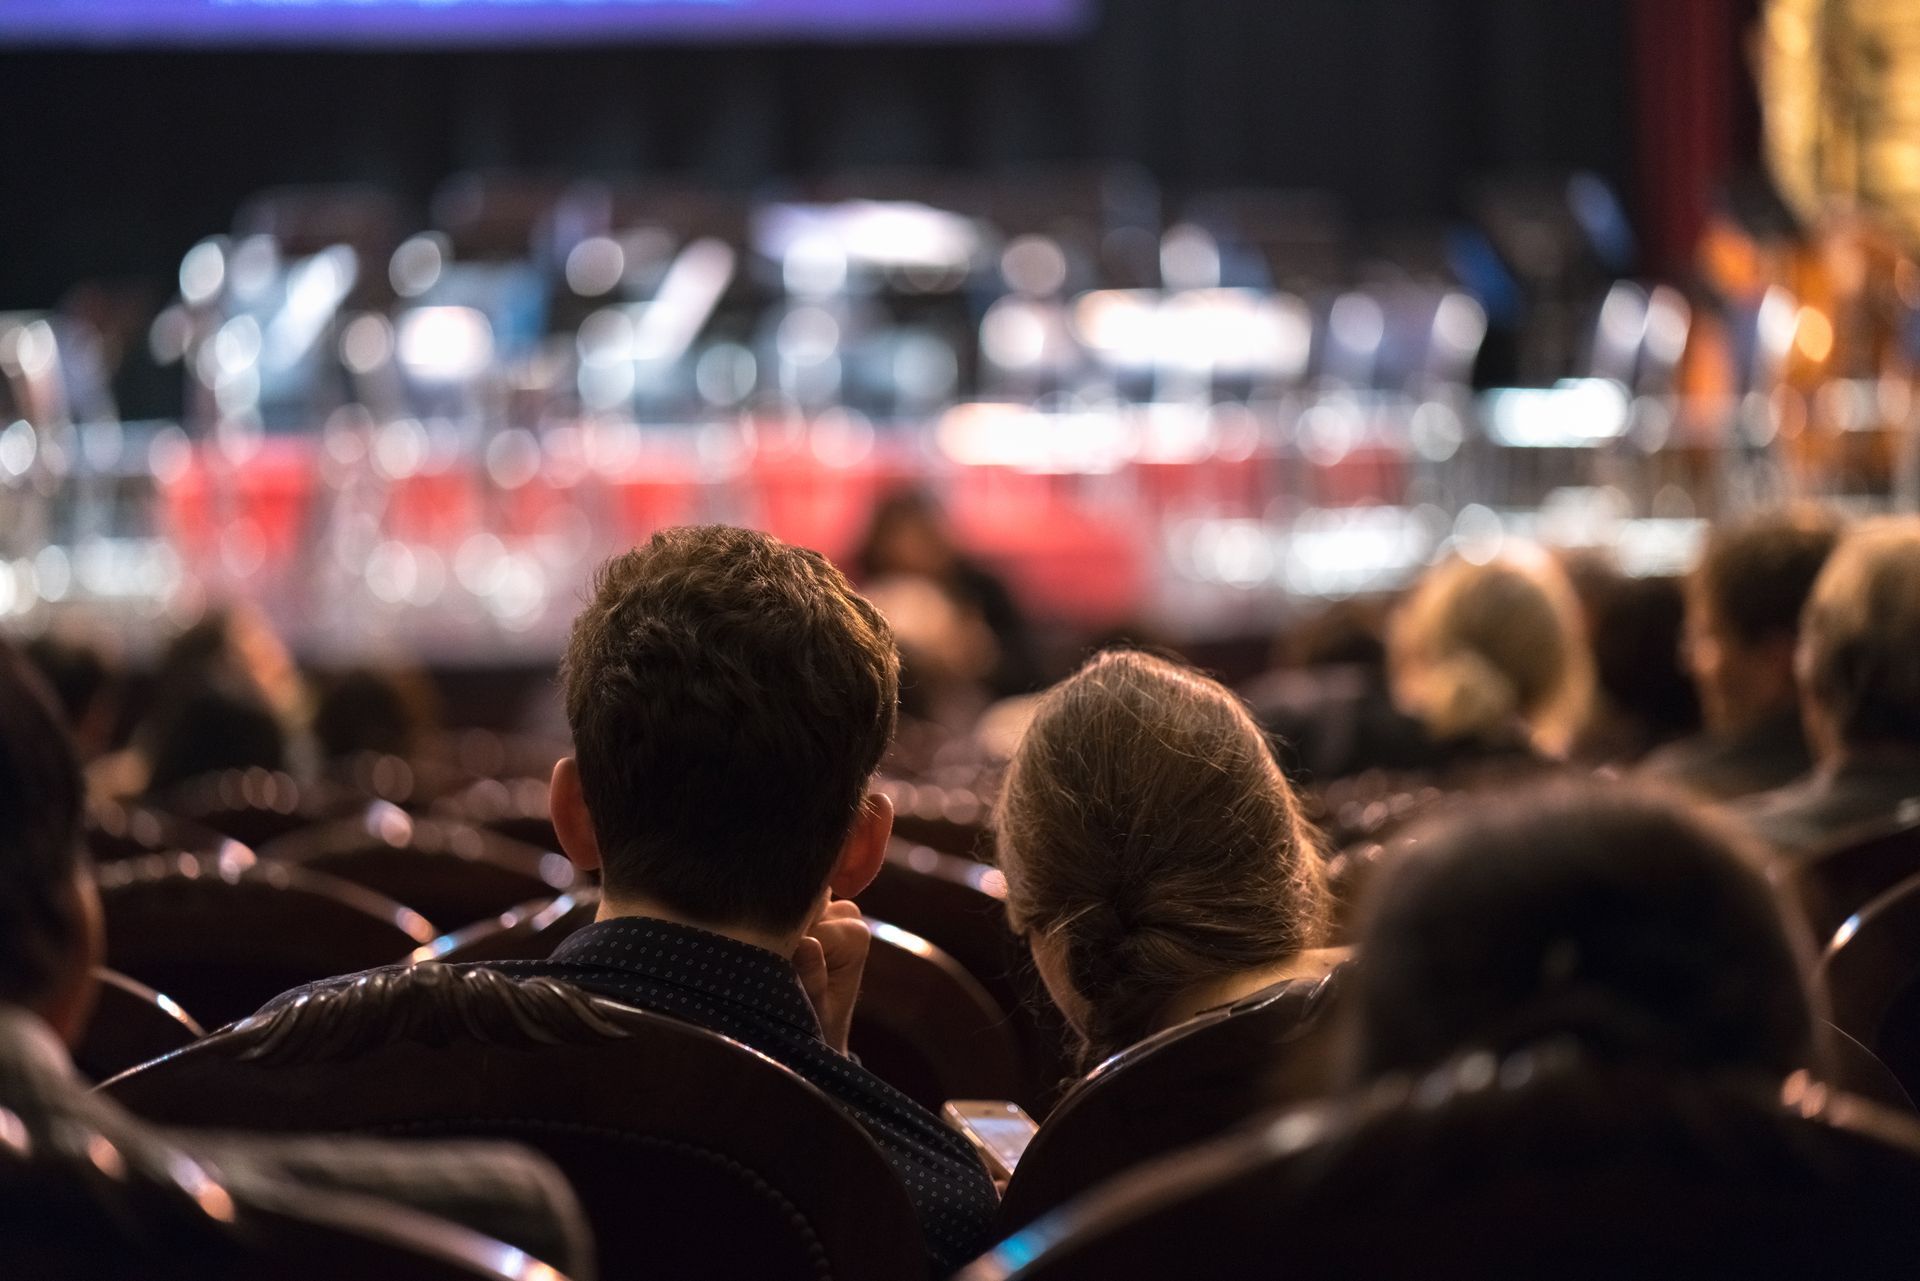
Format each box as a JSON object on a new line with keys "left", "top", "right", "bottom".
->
{"left": 1630, "top": 0, "right": 1763, "bottom": 275}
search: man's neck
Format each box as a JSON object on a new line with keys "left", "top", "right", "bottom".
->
{"left": 594, "top": 893, "right": 804, "bottom": 960}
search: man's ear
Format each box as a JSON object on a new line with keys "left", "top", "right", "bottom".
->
{"left": 550, "top": 757, "right": 602, "bottom": 877}
{"left": 827, "top": 790, "right": 893, "bottom": 900}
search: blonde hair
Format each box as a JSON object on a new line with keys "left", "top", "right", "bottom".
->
{"left": 995, "top": 650, "right": 1329, "bottom": 1065}
{"left": 1389, "top": 549, "right": 1593, "bottom": 756}
{"left": 1799, "top": 517, "right": 1920, "bottom": 749}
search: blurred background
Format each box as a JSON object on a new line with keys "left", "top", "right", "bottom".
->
{"left": 0, "top": 0, "right": 1914, "bottom": 725}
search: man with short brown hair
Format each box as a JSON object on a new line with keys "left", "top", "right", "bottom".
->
{"left": 532, "top": 526, "right": 996, "bottom": 1274}
{"left": 1740, "top": 518, "right": 1920, "bottom": 854}
{"left": 1641, "top": 511, "right": 1840, "bottom": 800}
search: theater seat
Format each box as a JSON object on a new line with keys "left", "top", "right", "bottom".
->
{"left": 417, "top": 892, "right": 595, "bottom": 964}
{"left": 97, "top": 853, "right": 435, "bottom": 1028}
{"left": 74, "top": 968, "right": 203, "bottom": 1083}
{"left": 434, "top": 777, "right": 559, "bottom": 855}
{"left": 960, "top": 1049, "right": 1920, "bottom": 1280}
{"left": 2, "top": 1031, "right": 570, "bottom": 1281}
{"left": 1822, "top": 869, "right": 1920, "bottom": 1107}
{"left": 103, "top": 963, "right": 928, "bottom": 1281}
{"left": 860, "top": 842, "right": 1075, "bottom": 1111}
{"left": 878, "top": 779, "right": 991, "bottom": 860}
{"left": 997, "top": 966, "right": 1347, "bottom": 1232}
{"left": 260, "top": 802, "right": 573, "bottom": 931}
{"left": 86, "top": 800, "right": 243, "bottom": 865}
{"left": 856, "top": 921, "right": 1027, "bottom": 1113}
{"left": 328, "top": 751, "right": 477, "bottom": 812}
{"left": 419, "top": 886, "right": 1026, "bottom": 1109}
{"left": 1782, "top": 819, "right": 1920, "bottom": 945}
{"left": 156, "top": 768, "right": 359, "bottom": 850}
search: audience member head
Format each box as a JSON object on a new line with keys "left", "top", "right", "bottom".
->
{"left": 142, "top": 675, "right": 289, "bottom": 795}
{"left": 1686, "top": 509, "right": 1840, "bottom": 736}
{"left": 1346, "top": 782, "right": 1818, "bottom": 1084}
{"left": 150, "top": 603, "right": 303, "bottom": 727}
{"left": 1388, "top": 549, "right": 1592, "bottom": 757}
{"left": 995, "top": 650, "right": 1330, "bottom": 1066}
{"left": 23, "top": 631, "right": 119, "bottom": 760}
{"left": 552, "top": 526, "right": 900, "bottom": 938}
{"left": 1797, "top": 517, "right": 1920, "bottom": 761}
{"left": 1573, "top": 565, "right": 1699, "bottom": 751}
{"left": 1280, "top": 599, "right": 1389, "bottom": 671}
{"left": 0, "top": 637, "right": 102, "bottom": 1045}
{"left": 855, "top": 489, "right": 962, "bottom": 583}
{"left": 311, "top": 664, "right": 439, "bottom": 761}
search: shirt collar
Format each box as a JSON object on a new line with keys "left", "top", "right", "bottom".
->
{"left": 548, "top": 915, "right": 823, "bottom": 1039}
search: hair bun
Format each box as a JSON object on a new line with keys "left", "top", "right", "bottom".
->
{"left": 1411, "top": 650, "right": 1520, "bottom": 743}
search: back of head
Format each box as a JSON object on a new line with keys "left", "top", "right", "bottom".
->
{"left": 1347, "top": 782, "right": 1817, "bottom": 1083}
{"left": 1583, "top": 571, "right": 1700, "bottom": 745}
{"left": 1799, "top": 517, "right": 1920, "bottom": 752}
{"left": 996, "top": 650, "right": 1329, "bottom": 1064}
{"left": 563, "top": 526, "right": 899, "bottom": 933}
{"left": 1388, "top": 549, "right": 1592, "bottom": 755}
{"left": 0, "top": 637, "right": 88, "bottom": 1009}
{"left": 143, "top": 676, "right": 289, "bottom": 795}
{"left": 1694, "top": 509, "right": 1841, "bottom": 651}
{"left": 854, "top": 488, "right": 958, "bottom": 581}
{"left": 311, "top": 665, "right": 438, "bottom": 761}
{"left": 22, "top": 633, "right": 116, "bottom": 743}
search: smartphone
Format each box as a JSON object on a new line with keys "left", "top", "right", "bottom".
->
{"left": 941, "top": 1100, "right": 1039, "bottom": 1180}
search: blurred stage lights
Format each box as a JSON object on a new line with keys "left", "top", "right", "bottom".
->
{"left": 395, "top": 306, "right": 494, "bottom": 383}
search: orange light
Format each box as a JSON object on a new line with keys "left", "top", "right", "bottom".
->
{"left": 1794, "top": 307, "right": 1834, "bottom": 364}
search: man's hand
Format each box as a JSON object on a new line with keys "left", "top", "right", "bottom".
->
{"left": 793, "top": 898, "right": 870, "bottom": 1055}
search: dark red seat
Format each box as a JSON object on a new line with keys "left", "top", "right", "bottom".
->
{"left": 997, "top": 967, "right": 1347, "bottom": 1232}
{"left": 97, "top": 852, "right": 434, "bottom": 1029}
{"left": 74, "top": 968, "right": 204, "bottom": 1083}
{"left": 433, "top": 777, "right": 559, "bottom": 855}
{"left": 260, "top": 802, "right": 573, "bottom": 931}
{"left": 1824, "top": 1020, "right": 1916, "bottom": 1111}
{"left": 154, "top": 768, "right": 359, "bottom": 850}
{"left": 1781, "top": 819, "right": 1920, "bottom": 945}
{"left": 879, "top": 779, "right": 991, "bottom": 860}
{"left": 0, "top": 1098, "right": 574, "bottom": 1281}
{"left": 959, "top": 1051, "right": 1920, "bottom": 1281}
{"left": 417, "top": 892, "right": 596, "bottom": 965}
{"left": 104, "top": 964, "right": 928, "bottom": 1281}
{"left": 859, "top": 842, "right": 1076, "bottom": 1111}
{"left": 1821, "top": 869, "right": 1920, "bottom": 1107}
{"left": 86, "top": 799, "right": 243, "bottom": 865}
{"left": 856, "top": 920, "right": 1028, "bottom": 1113}
{"left": 422, "top": 887, "right": 1027, "bottom": 1108}
{"left": 422, "top": 729, "right": 567, "bottom": 785}
{"left": 328, "top": 751, "right": 478, "bottom": 812}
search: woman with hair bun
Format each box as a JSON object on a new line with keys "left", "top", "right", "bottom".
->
{"left": 995, "top": 650, "right": 1334, "bottom": 1068}
{"left": 1387, "top": 548, "right": 1594, "bottom": 763}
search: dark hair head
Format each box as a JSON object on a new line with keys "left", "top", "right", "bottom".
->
{"left": 1694, "top": 510, "right": 1841, "bottom": 650}
{"left": 996, "top": 650, "right": 1330, "bottom": 1065}
{"left": 853, "top": 488, "right": 958, "bottom": 582}
{"left": 22, "top": 634, "right": 115, "bottom": 734}
{"left": 0, "top": 637, "right": 88, "bottom": 1005}
{"left": 312, "top": 665, "right": 439, "bottom": 761}
{"left": 1347, "top": 782, "right": 1818, "bottom": 1083}
{"left": 1584, "top": 571, "right": 1700, "bottom": 743}
{"left": 1798, "top": 518, "right": 1920, "bottom": 750}
{"left": 562, "top": 526, "right": 899, "bottom": 933}
{"left": 143, "top": 676, "right": 289, "bottom": 795}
